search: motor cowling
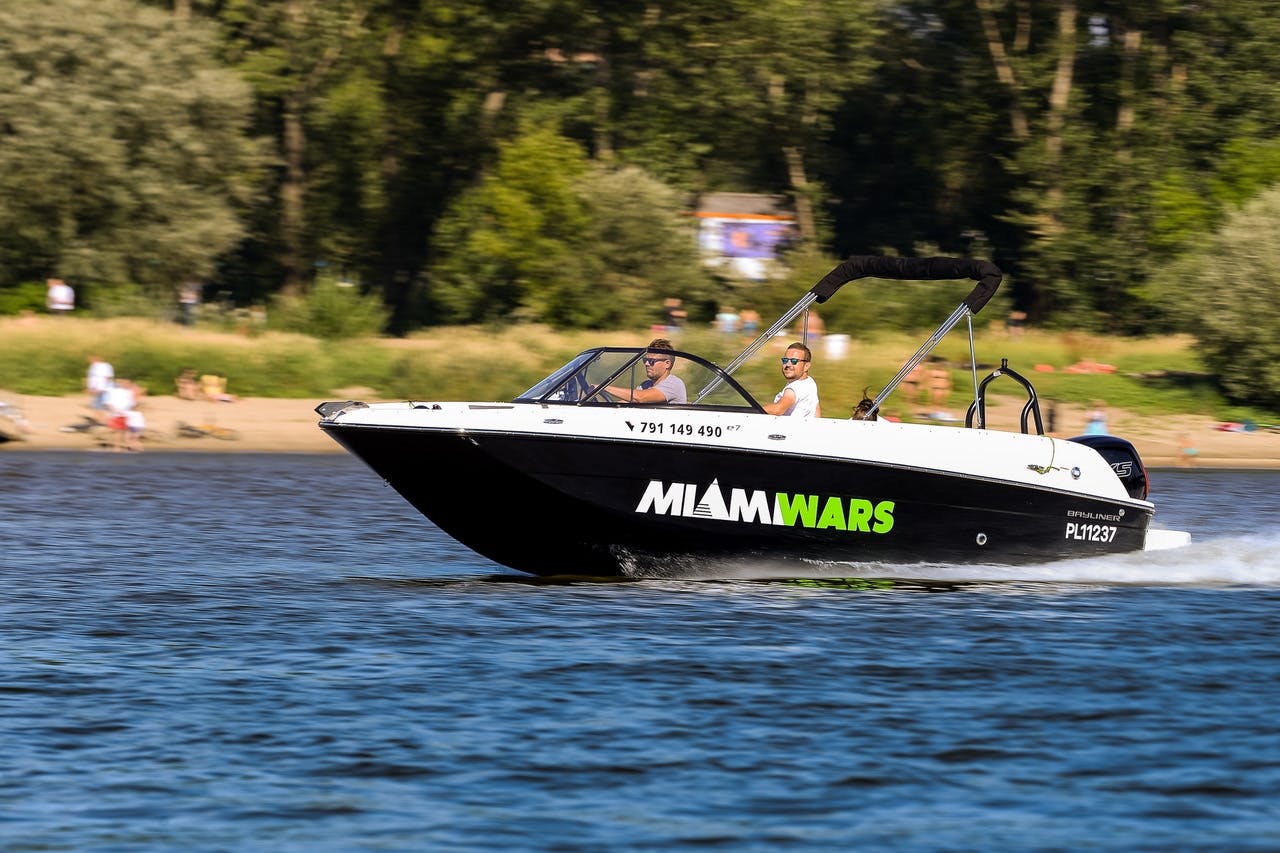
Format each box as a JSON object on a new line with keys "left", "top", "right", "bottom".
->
{"left": 1069, "top": 434, "right": 1149, "bottom": 500}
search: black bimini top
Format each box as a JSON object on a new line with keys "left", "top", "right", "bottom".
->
{"left": 810, "top": 256, "right": 1002, "bottom": 314}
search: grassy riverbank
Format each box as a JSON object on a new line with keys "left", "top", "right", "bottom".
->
{"left": 0, "top": 314, "right": 1271, "bottom": 424}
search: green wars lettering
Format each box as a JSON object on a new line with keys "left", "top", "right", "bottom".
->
{"left": 636, "top": 479, "right": 895, "bottom": 534}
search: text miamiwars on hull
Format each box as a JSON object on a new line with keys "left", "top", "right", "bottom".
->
{"left": 635, "top": 479, "right": 895, "bottom": 534}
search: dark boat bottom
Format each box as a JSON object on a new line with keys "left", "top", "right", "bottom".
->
{"left": 324, "top": 424, "right": 1151, "bottom": 578}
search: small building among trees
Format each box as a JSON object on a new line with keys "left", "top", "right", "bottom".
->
{"left": 694, "top": 193, "right": 796, "bottom": 281}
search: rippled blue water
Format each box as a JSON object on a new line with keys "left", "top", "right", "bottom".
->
{"left": 2, "top": 453, "right": 1279, "bottom": 851}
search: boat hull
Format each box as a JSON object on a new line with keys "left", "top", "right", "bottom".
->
{"left": 322, "top": 421, "right": 1153, "bottom": 578}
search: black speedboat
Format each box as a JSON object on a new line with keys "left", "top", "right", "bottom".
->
{"left": 318, "top": 256, "right": 1189, "bottom": 577}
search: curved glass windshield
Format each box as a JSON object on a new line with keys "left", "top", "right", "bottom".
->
{"left": 516, "top": 351, "right": 597, "bottom": 402}
{"left": 514, "top": 348, "right": 761, "bottom": 411}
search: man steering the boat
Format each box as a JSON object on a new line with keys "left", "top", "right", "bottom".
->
{"left": 762, "top": 342, "right": 821, "bottom": 417}
{"left": 604, "top": 338, "right": 688, "bottom": 404}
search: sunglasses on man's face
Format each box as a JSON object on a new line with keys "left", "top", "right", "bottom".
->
{"left": 780, "top": 357, "right": 808, "bottom": 365}
{"left": 643, "top": 357, "right": 670, "bottom": 366}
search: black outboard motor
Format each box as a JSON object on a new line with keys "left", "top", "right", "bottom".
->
{"left": 1069, "top": 434, "right": 1149, "bottom": 500}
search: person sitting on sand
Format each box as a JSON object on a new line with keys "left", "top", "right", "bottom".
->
{"left": 200, "top": 374, "right": 237, "bottom": 403}
{"left": 175, "top": 368, "right": 201, "bottom": 400}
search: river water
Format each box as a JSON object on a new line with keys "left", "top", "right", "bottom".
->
{"left": 2, "top": 452, "right": 1278, "bottom": 851}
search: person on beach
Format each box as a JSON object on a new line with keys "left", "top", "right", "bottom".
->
{"left": 121, "top": 384, "right": 147, "bottom": 452}
{"left": 604, "top": 338, "right": 687, "bottom": 404}
{"left": 46, "top": 278, "right": 75, "bottom": 314}
{"left": 86, "top": 355, "right": 114, "bottom": 413}
{"left": 1085, "top": 401, "right": 1108, "bottom": 435}
{"left": 661, "top": 297, "right": 686, "bottom": 334}
{"left": 200, "top": 374, "right": 238, "bottom": 403}
{"left": 175, "top": 368, "right": 201, "bottom": 400}
{"left": 929, "top": 357, "right": 952, "bottom": 415}
{"left": 901, "top": 362, "right": 924, "bottom": 409}
{"left": 1178, "top": 433, "right": 1199, "bottom": 467}
{"left": 802, "top": 310, "right": 824, "bottom": 341}
{"left": 103, "top": 379, "right": 139, "bottom": 450}
{"left": 178, "top": 280, "right": 201, "bottom": 326}
{"left": 762, "top": 342, "right": 821, "bottom": 417}
{"left": 716, "top": 307, "right": 740, "bottom": 335}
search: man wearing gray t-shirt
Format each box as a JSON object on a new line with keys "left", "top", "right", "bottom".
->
{"left": 606, "top": 338, "right": 687, "bottom": 404}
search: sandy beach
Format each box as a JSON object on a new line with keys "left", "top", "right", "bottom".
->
{"left": 1, "top": 390, "right": 338, "bottom": 454}
{"left": 3, "top": 388, "right": 1279, "bottom": 468}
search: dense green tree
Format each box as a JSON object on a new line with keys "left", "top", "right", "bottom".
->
{"left": 427, "top": 126, "right": 710, "bottom": 328}
{"left": 1021, "top": 1, "right": 1280, "bottom": 331}
{"left": 211, "top": 0, "right": 375, "bottom": 293}
{"left": 828, "top": 0, "right": 1280, "bottom": 336}
{"left": 191, "top": 0, "right": 564, "bottom": 325}
{"left": 569, "top": 0, "right": 882, "bottom": 243}
{"left": 12, "top": 0, "right": 1280, "bottom": 344}
{"left": 828, "top": 0, "right": 1028, "bottom": 292}
{"left": 573, "top": 165, "right": 716, "bottom": 326}
{"left": 0, "top": 0, "right": 261, "bottom": 301}
{"left": 427, "top": 126, "right": 593, "bottom": 325}
{"left": 1154, "top": 186, "right": 1280, "bottom": 408}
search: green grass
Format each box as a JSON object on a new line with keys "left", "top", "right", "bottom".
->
{"left": 1, "top": 316, "right": 1272, "bottom": 424}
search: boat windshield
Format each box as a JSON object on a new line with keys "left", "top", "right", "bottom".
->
{"left": 514, "top": 347, "right": 762, "bottom": 411}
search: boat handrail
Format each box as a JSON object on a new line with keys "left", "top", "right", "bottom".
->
{"left": 964, "top": 359, "right": 1045, "bottom": 434}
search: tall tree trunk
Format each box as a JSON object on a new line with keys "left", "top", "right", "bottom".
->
{"left": 379, "top": 21, "right": 407, "bottom": 329}
{"left": 783, "top": 146, "right": 816, "bottom": 243}
{"left": 377, "top": 17, "right": 433, "bottom": 333}
{"left": 774, "top": 69, "right": 817, "bottom": 244}
{"left": 1117, "top": 27, "right": 1141, "bottom": 138}
{"left": 593, "top": 36, "right": 613, "bottom": 162}
{"left": 976, "top": 0, "right": 1029, "bottom": 140}
{"left": 1042, "top": 0, "right": 1078, "bottom": 234}
{"left": 1013, "top": 0, "right": 1031, "bottom": 53}
{"left": 276, "top": 2, "right": 369, "bottom": 294}
{"left": 277, "top": 0, "right": 307, "bottom": 294}
{"left": 1104, "top": 23, "right": 1144, "bottom": 318}
{"left": 280, "top": 90, "right": 307, "bottom": 295}
{"left": 481, "top": 90, "right": 506, "bottom": 132}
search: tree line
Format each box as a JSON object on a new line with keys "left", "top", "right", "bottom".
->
{"left": 2, "top": 0, "right": 1279, "bottom": 406}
